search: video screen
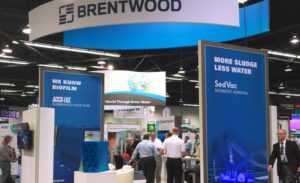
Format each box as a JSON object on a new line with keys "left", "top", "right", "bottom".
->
{"left": 16, "top": 123, "right": 32, "bottom": 149}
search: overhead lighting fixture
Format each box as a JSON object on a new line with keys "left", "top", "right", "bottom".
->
{"left": 22, "top": 24, "right": 31, "bottom": 34}
{"left": 89, "top": 70, "right": 103, "bottom": 73}
{"left": 12, "top": 40, "right": 19, "bottom": 45}
{"left": 0, "top": 58, "right": 30, "bottom": 65}
{"left": 21, "top": 93, "right": 26, "bottom": 97}
{"left": 189, "top": 80, "right": 199, "bottom": 83}
{"left": 284, "top": 65, "right": 293, "bottom": 72}
{"left": 90, "top": 65, "right": 105, "bottom": 69}
{"left": 267, "top": 50, "right": 297, "bottom": 58}
{"left": 269, "top": 92, "right": 300, "bottom": 97}
{"left": 178, "top": 98, "right": 183, "bottom": 103}
{"left": 37, "top": 64, "right": 64, "bottom": 69}
{"left": 166, "top": 77, "right": 183, "bottom": 81}
{"left": 290, "top": 35, "right": 299, "bottom": 44}
{"left": 97, "top": 61, "right": 106, "bottom": 65}
{"left": 0, "top": 53, "right": 16, "bottom": 59}
{"left": 278, "top": 83, "right": 285, "bottom": 90}
{"left": 25, "top": 91, "right": 36, "bottom": 94}
{"left": 178, "top": 67, "right": 186, "bottom": 74}
{"left": 172, "top": 73, "right": 185, "bottom": 78}
{"left": 25, "top": 85, "right": 39, "bottom": 89}
{"left": 286, "top": 95, "right": 291, "bottom": 99}
{"left": 67, "top": 66, "right": 87, "bottom": 71}
{"left": 1, "top": 89, "right": 18, "bottom": 93}
{"left": 0, "top": 82, "right": 15, "bottom": 87}
{"left": 22, "top": 41, "right": 121, "bottom": 57}
{"left": 107, "top": 65, "right": 114, "bottom": 70}
{"left": 2, "top": 45, "right": 13, "bottom": 54}
{"left": 0, "top": 98, "right": 5, "bottom": 101}
{"left": 195, "top": 84, "right": 199, "bottom": 89}
{"left": 183, "top": 104, "right": 199, "bottom": 107}
{"left": 166, "top": 93, "right": 170, "bottom": 98}
{"left": 34, "top": 88, "right": 38, "bottom": 92}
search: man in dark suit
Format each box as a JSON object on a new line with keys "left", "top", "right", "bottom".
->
{"left": 268, "top": 129, "right": 300, "bottom": 183}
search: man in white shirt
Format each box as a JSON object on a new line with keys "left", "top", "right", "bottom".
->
{"left": 150, "top": 132, "right": 163, "bottom": 183}
{"left": 162, "top": 127, "right": 185, "bottom": 183}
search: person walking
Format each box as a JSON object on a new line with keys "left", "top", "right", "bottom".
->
{"left": 162, "top": 127, "right": 185, "bottom": 183}
{"left": 268, "top": 129, "right": 300, "bottom": 183}
{"left": 0, "top": 135, "right": 17, "bottom": 183}
{"left": 150, "top": 132, "right": 163, "bottom": 183}
{"left": 130, "top": 134, "right": 158, "bottom": 183}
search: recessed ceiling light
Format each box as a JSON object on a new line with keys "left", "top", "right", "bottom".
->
{"left": 0, "top": 98, "right": 5, "bottom": 101}
{"left": 284, "top": 65, "right": 292, "bottom": 72}
{"left": 2, "top": 45, "right": 12, "bottom": 54}
{"left": 25, "top": 85, "right": 39, "bottom": 89}
{"left": 25, "top": 91, "right": 36, "bottom": 94}
{"left": 97, "top": 61, "right": 106, "bottom": 65}
{"left": 178, "top": 67, "right": 186, "bottom": 74}
{"left": 21, "top": 93, "right": 26, "bottom": 97}
{"left": 12, "top": 41, "right": 19, "bottom": 45}
{"left": 172, "top": 74, "right": 185, "bottom": 78}
{"left": 107, "top": 65, "right": 114, "bottom": 70}
{"left": 290, "top": 35, "right": 299, "bottom": 44}
{"left": 178, "top": 98, "right": 183, "bottom": 103}
{"left": 278, "top": 83, "right": 285, "bottom": 90}
{"left": 0, "top": 82, "right": 15, "bottom": 87}
{"left": 22, "top": 24, "right": 31, "bottom": 34}
{"left": 286, "top": 95, "right": 291, "bottom": 99}
{"left": 66, "top": 66, "right": 87, "bottom": 71}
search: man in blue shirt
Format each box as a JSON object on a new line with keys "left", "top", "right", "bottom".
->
{"left": 130, "top": 134, "right": 158, "bottom": 183}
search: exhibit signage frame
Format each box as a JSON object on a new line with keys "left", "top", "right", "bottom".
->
{"left": 198, "top": 41, "right": 270, "bottom": 183}
{"left": 39, "top": 67, "right": 105, "bottom": 138}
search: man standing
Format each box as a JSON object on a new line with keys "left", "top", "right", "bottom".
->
{"left": 0, "top": 135, "right": 16, "bottom": 183}
{"left": 150, "top": 132, "right": 163, "bottom": 183}
{"left": 268, "top": 129, "right": 300, "bottom": 183}
{"left": 130, "top": 134, "right": 158, "bottom": 183}
{"left": 162, "top": 127, "right": 185, "bottom": 183}
{"left": 184, "top": 136, "right": 192, "bottom": 156}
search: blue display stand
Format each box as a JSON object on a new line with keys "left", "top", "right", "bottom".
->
{"left": 82, "top": 141, "right": 109, "bottom": 173}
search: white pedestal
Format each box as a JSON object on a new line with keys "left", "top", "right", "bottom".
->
{"left": 21, "top": 108, "right": 55, "bottom": 183}
{"left": 74, "top": 168, "right": 134, "bottom": 183}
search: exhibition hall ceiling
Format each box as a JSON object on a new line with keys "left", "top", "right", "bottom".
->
{"left": 0, "top": 0, "right": 299, "bottom": 106}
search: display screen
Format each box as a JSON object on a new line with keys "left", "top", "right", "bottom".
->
{"left": 16, "top": 123, "right": 32, "bottom": 149}
{"left": 157, "top": 130, "right": 170, "bottom": 142}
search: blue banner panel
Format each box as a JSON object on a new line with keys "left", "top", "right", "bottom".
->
{"left": 42, "top": 70, "right": 103, "bottom": 128}
{"left": 201, "top": 42, "right": 268, "bottom": 183}
{"left": 64, "top": 0, "right": 269, "bottom": 50}
{"left": 40, "top": 69, "right": 104, "bottom": 183}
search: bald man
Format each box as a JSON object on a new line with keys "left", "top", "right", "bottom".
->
{"left": 268, "top": 129, "right": 300, "bottom": 183}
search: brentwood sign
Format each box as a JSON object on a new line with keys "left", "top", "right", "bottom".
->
{"left": 29, "top": 0, "right": 239, "bottom": 41}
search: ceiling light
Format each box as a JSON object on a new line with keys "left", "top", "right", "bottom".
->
{"left": 107, "top": 65, "right": 114, "bottom": 70}
{"left": 0, "top": 82, "right": 15, "bottom": 87}
{"left": 178, "top": 98, "right": 183, "bottom": 103}
{"left": 89, "top": 70, "right": 103, "bottom": 73}
{"left": 278, "top": 83, "right": 285, "bottom": 90}
{"left": 178, "top": 67, "right": 186, "bottom": 74}
{"left": 286, "top": 95, "right": 291, "bottom": 99}
{"left": 12, "top": 41, "right": 19, "bottom": 45}
{"left": 290, "top": 35, "right": 299, "bottom": 44}
{"left": 90, "top": 65, "right": 105, "bottom": 69}
{"left": 0, "top": 53, "right": 16, "bottom": 59}
{"left": 2, "top": 45, "right": 12, "bottom": 54}
{"left": 0, "top": 98, "right": 5, "bottom": 101}
{"left": 34, "top": 89, "right": 38, "bottom": 92}
{"left": 267, "top": 50, "right": 297, "bottom": 58}
{"left": 166, "top": 77, "right": 183, "bottom": 81}
{"left": 1, "top": 89, "right": 18, "bottom": 93}
{"left": 284, "top": 65, "right": 292, "bottom": 72}
{"left": 189, "top": 80, "right": 199, "bottom": 83}
{"left": 238, "top": 0, "right": 248, "bottom": 3}
{"left": 195, "top": 84, "right": 199, "bottom": 89}
{"left": 183, "top": 104, "right": 199, "bottom": 107}
{"left": 97, "top": 61, "right": 106, "bottom": 65}
{"left": 21, "top": 93, "right": 26, "bottom": 97}
{"left": 172, "top": 74, "right": 185, "bottom": 78}
{"left": 22, "top": 24, "right": 31, "bottom": 34}
{"left": 166, "top": 93, "right": 170, "bottom": 98}
{"left": 25, "top": 85, "right": 39, "bottom": 89}
{"left": 22, "top": 41, "right": 121, "bottom": 57}
{"left": 25, "top": 91, "right": 36, "bottom": 94}
{"left": 0, "top": 59, "right": 30, "bottom": 65}
{"left": 37, "top": 64, "right": 64, "bottom": 69}
{"left": 67, "top": 66, "right": 87, "bottom": 71}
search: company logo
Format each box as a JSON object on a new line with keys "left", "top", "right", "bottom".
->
{"left": 59, "top": 4, "right": 74, "bottom": 25}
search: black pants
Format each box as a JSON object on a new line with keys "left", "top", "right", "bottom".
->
{"left": 140, "top": 157, "right": 156, "bottom": 183}
{"left": 280, "top": 165, "right": 295, "bottom": 183}
{"left": 0, "top": 161, "right": 14, "bottom": 183}
{"left": 167, "top": 158, "right": 183, "bottom": 183}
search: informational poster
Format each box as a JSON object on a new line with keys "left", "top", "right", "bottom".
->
{"left": 39, "top": 68, "right": 104, "bottom": 183}
{"left": 0, "top": 124, "right": 18, "bottom": 175}
{"left": 199, "top": 41, "right": 269, "bottom": 183}
{"left": 101, "top": 71, "right": 166, "bottom": 106}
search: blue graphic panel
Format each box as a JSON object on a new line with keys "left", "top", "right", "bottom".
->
{"left": 64, "top": 0, "right": 269, "bottom": 50}
{"left": 82, "top": 141, "right": 109, "bottom": 173}
{"left": 43, "top": 71, "right": 102, "bottom": 128}
{"left": 203, "top": 44, "right": 268, "bottom": 182}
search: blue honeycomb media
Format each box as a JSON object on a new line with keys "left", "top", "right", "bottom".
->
{"left": 82, "top": 141, "right": 109, "bottom": 173}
